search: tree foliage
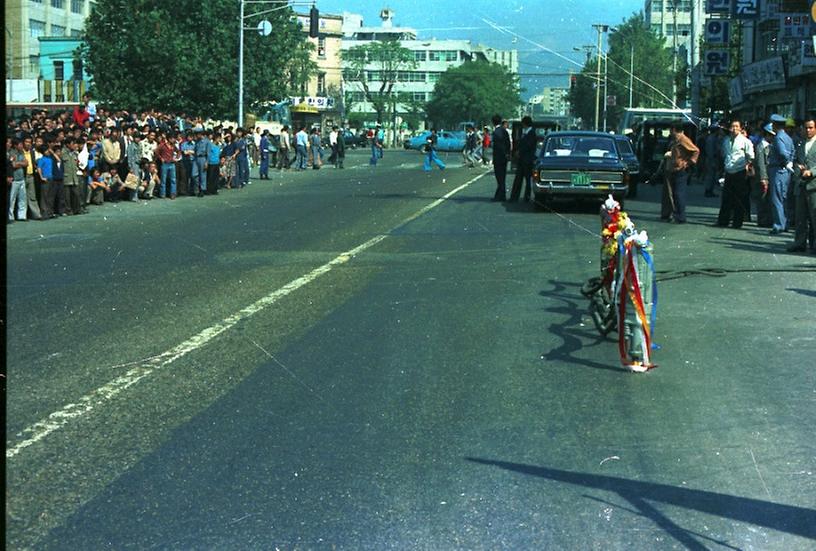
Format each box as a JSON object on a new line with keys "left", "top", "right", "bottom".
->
{"left": 341, "top": 41, "right": 417, "bottom": 124}
{"left": 569, "top": 12, "right": 675, "bottom": 129}
{"left": 425, "top": 60, "right": 520, "bottom": 128}
{"left": 82, "top": 0, "right": 315, "bottom": 119}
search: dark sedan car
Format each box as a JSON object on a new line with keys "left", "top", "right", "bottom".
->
{"left": 533, "top": 131, "right": 630, "bottom": 206}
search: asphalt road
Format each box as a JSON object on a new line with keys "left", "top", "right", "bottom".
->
{"left": 6, "top": 149, "right": 816, "bottom": 550}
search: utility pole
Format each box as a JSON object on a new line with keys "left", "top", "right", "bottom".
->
{"left": 592, "top": 24, "right": 608, "bottom": 132}
{"left": 629, "top": 43, "right": 634, "bottom": 108}
{"left": 603, "top": 50, "right": 608, "bottom": 132}
{"left": 671, "top": 0, "right": 678, "bottom": 105}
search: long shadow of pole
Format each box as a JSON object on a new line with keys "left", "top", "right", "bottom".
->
{"left": 465, "top": 457, "right": 816, "bottom": 546}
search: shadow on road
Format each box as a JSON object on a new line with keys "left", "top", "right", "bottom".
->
{"left": 787, "top": 288, "right": 816, "bottom": 298}
{"left": 465, "top": 457, "right": 816, "bottom": 549}
{"left": 537, "top": 280, "right": 621, "bottom": 374}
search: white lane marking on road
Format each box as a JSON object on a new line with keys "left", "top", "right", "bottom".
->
{"left": 7, "top": 171, "right": 487, "bottom": 459}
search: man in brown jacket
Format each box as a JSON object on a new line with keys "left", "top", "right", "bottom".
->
{"left": 665, "top": 122, "right": 700, "bottom": 223}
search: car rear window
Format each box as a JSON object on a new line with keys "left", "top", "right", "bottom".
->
{"left": 615, "top": 139, "right": 634, "bottom": 155}
{"left": 543, "top": 136, "right": 618, "bottom": 158}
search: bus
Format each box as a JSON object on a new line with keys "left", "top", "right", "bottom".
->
{"left": 617, "top": 107, "right": 692, "bottom": 135}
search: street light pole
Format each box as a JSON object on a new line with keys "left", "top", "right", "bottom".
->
{"left": 238, "top": 0, "right": 313, "bottom": 127}
{"left": 239, "top": 0, "right": 245, "bottom": 127}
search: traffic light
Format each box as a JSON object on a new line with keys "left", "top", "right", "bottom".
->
{"left": 309, "top": 7, "right": 319, "bottom": 38}
{"left": 570, "top": 75, "right": 577, "bottom": 90}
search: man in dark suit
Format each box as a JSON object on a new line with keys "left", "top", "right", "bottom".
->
{"left": 509, "top": 116, "right": 537, "bottom": 202}
{"left": 491, "top": 114, "right": 511, "bottom": 201}
{"left": 788, "top": 117, "right": 816, "bottom": 253}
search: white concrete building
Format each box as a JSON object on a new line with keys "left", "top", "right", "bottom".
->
{"left": 527, "top": 87, "right": 570, "bottom": 118}
{"left": 644, "top": 0, "right": 705, "bottom": 66}
{"left": 341, "top": 9, "right": 518, "bottom": 123}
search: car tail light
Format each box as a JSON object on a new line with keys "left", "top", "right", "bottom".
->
{"left": 533, "top": 169, "right": 539, "bottom": 182}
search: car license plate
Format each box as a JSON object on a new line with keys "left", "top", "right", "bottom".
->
{"left": 571, "top": 172, "right": 591, "bottom": 186}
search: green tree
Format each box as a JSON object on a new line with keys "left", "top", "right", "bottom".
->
{"left": 341, "top": 41, "right": 417, "bottom": 125}
{"left": 396, "top": 91, "right": 427, "bottom": 131}
{"left": 570, "top": 12, "right": 675, "bottom": 129}
{"left": 425, "top": 60, "right": 520, "bottom": 128}
{"left": 82, "top": 0, "right": 315, "bottom": 120}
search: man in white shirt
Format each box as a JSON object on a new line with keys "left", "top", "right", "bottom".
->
{"left": 328, "top": 127, "right": 339, "bottom": 165}
{"left": 295, "top": 126, "right": 309, "bottom": 170}
{"left": 716, "top": 120, "right": 755, "bottom": 229}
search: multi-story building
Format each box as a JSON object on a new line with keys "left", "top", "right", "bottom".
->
{"left": 5, "top": 0, "right": 92, "bottom": 79}
{"left": 727, "top": 0, "right": 815, "bottom": 120}
{"left": 293, "top": 11, "right": 344, "bottom": 128}
{"left": 645, "top": 0, "right": 705, "bottom": 67}
{"left": 5, "top": 0, "right": 93, "bottom": 102}
{"left": 527, "top": 87, "right": 570, "bottom": 118}
{"left": 340, "top": 9, "right": 518, "bottom": 129}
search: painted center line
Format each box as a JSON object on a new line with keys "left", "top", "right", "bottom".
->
{"left": 6, "top": 171, "right": 487, "bottom": 459}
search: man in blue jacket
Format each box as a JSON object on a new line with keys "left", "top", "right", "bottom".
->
{"left": 768, "top": 114, "right": 795, "bottom": 234}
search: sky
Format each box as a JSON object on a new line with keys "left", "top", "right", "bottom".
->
{"left": 313, "top": 0, "right": 645, "bottom": 99}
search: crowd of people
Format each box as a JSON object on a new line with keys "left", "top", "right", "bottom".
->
{"left": 652, "top": 115, "right": 816, "bottom": 254}
{"left": 5, "top": 96, "right": 355, "bottom": 225}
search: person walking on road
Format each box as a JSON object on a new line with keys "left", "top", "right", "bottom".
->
{"left": 788, "top": 117, "right": 816, "bottom": 253}
{"left": 234, "top": 128, "right": 250, "bottom": 188}
{"left": 259, "top": 130, "right": 270, "bottom": 179}
{"left": 768, "top": 114, "right": 795, "bottom": 234}
{"left": 192, "top": 128, "right": 211, "bottom": 196}
{"left": 491, "top": 114, "right": 511, "bottom": 202}
{"left": 369, "top": 126, "right": 383, "bottom": 166}
{"left": 328, "top": 127, "right": 339, "bottom": 165}
{"left": 295, "top": 126, "right": 308, "bottom": 170}
{"left": 334, "top": 129, "right": 346, "bottom": 169}
{"left": 423, "top": 129, "right": 446, "bottom": 172}
{"left": 509, "top": 116, "right": 537, "bottom": 202}
{"left": 463, "top": 125, "right": 478, "bottom": 168}
{"left": 717, "top": 120, "right": 754, "bottom": 228}
{"left": 278, "top": 126, "right": 291, "bottom": 170}
{"left": 309, "top": 127, "right": 323, "bottom": 170}
{"left": 664, "top": 122, "right": 699, "bottom": 223}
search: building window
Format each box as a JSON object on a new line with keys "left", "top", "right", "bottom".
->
{"left": 366, "top": 71, "right": 382, "bottom": 81}
{"left": 317, "top": 73, "right": 326, "bottom": 94}
{"left": 51, "top": 0, "right": 65, "bottom": 8}
{"left": 29, "top": 55, "right": 40, "bottom": 74}
{"left": 54, "top": 60, "right": 65, "bottom": 80}
{"left": 30, "top": 0, "right": 43, "bottom": 3}
{"left": 429, "top": 50, "right": 457, "bottom": 62}
{"left": 72, "top": 58, "right": 83, "bottom": 80}
{"left": 397, "top": 71, "right": 424, "bottom": 82}
{"left": 411, "top": 92, "right": 426, "bottom": 102}
{"left": 71, "top": 0, "right": 83, "bottom": 13}
{"left": 413, "top": 50, "right": 426, "bottom": 62}
{"left": 51, "top": 24, "right": 66, "bottom": 36}
{"left": 70, "top": 29, "right": 82, "bottom": 38}
{"left": 427, "top": 72, "right": 441, "bottom": 83}
{"left": 30, "top": 19, "right": 47, "bottom": 39}
{"left": 317, "top": 36, "right": 326, "bottom": 59}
